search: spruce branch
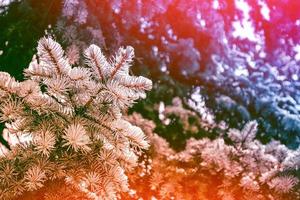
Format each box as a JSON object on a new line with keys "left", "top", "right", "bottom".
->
{"left": 84, "top": 44, "right": 110, "bottom": 81}
{"left": 0, "top": 37, "right": 152, "bottom": 200}
{"left": 109, "top": 46, "right": 134, "bottom": 79}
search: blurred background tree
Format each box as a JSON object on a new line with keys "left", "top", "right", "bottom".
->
{"left": 0, "top": 0, "right": 61, "bottom": 80}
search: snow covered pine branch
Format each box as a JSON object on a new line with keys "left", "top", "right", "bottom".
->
{"left": 0, "top": 37, "right": 152, "bottom": 199}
